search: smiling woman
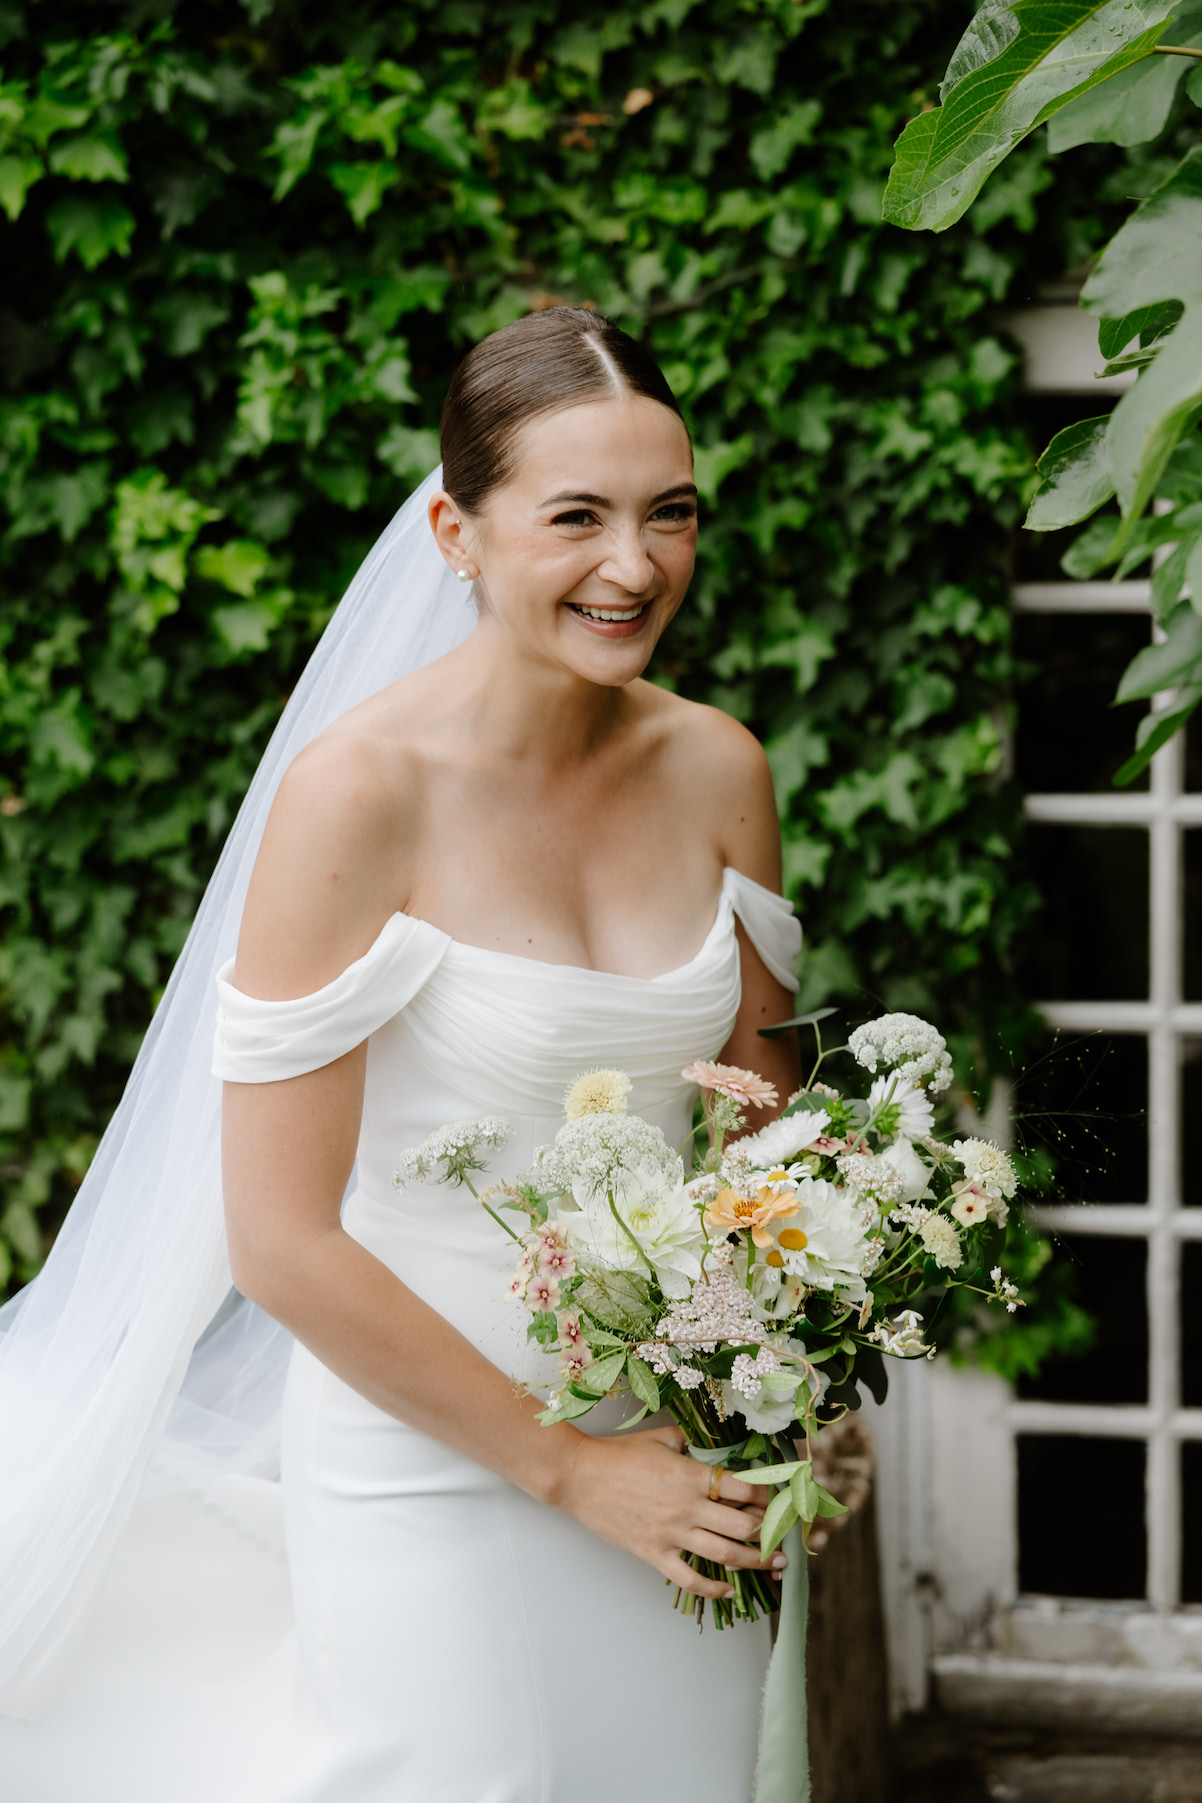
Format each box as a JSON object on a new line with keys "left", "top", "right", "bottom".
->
{"left": 0, "top": 307, "right": 802, "bottom": 1803}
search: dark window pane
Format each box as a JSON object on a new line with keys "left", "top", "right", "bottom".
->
{"left": 1013, "top": 1033, "right": 1147, "bottom": 1203}
{"left": 1186, "top": 833, "right": 1202, "bottom": 1003}
{"left": 1182, "top": 1444, "right": 1202, "bottom": 1603}
{"left": 1187, "top": 709, "right": 1202, "bottom": 793}
{"left": 1018, "top": 1435, "right": 1146, "bottom": 1600}
{"left": 1014, "top": 612, "right": 1151, "bottom": 794}
{"left": 1185, "top": 1041, "right": 1202, "bottom": 1207}
{"left": 1181, "top": 1245, "right": 1202, "bottom": 1405}
{"left": 1016, "top": 825, "right": 1148, "bottom": 1002}
{"left": 1018, "top": 1236, "right": 1146, "bottom": 1404}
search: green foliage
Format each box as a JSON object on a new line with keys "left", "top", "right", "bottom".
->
{"left": 882, "top": 0, "right": 1179, "bottom": 233}
{"left": 886, "top": 0, "right": 1202, "bottom": 783}
{"left": 0, "top": 0, "right": 1119, "bottom": 1345}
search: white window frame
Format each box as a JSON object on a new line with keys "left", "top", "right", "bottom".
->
{"left": 867, "top": 308, "right": 1202, "bottom": 1723}
{"left": 1012, "top": 577, "right": 1202, "bottom": 1616}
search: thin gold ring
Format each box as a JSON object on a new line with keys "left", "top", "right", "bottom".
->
{"left": 708, "top": 1465, "right": 725, "bottom": 1502}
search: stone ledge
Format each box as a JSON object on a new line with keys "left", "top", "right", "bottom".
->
{"left": 932, "top": 1653, "right": 1202, "bottom": 1738}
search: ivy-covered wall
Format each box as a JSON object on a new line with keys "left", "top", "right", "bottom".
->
{"left": 0, "top": 0, "right": 1127, "bottom": 1328}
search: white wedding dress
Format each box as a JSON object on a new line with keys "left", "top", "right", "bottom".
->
{"left": 1, "top": 865, "right": 799, "bottom": 1803}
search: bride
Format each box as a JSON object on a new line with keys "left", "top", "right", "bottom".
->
{"left": 0, "top": 307, "right": 803, "bottom": 1801}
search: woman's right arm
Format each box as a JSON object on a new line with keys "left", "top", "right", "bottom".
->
{"left": 222, "top": 738, "right": 784, "bottom": 1600}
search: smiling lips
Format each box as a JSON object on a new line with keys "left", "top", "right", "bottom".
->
{"left": 566, "top": 600, "right": 652, "bottom": 638}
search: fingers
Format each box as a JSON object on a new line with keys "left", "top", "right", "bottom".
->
{"left": 700, "top": 1498, "right": 766, "bottom": 1544}
{"left": 660, "top": 1551, "right": 737, "bottom": 1601}
{"left": 646, "top": 1424, "right": 686, "bottom": 1455}
{"left": 685, "top": 1526, "right": 788, "bottom": 1572}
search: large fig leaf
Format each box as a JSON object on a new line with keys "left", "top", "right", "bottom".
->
{"left": 1024, "top": 415, "right": 1115, "bottom": 529}
{"left": 1048, "top": 4, "right": 1202, "bottom": 150}
{"left": 882, "top": 0, "right": 1179, "bottom": 233}
{"left": 1081, "top": 149, "right": 1202, "bottom": 533}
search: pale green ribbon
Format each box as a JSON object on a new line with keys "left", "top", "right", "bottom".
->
{"left": 686, "top": 1445, "right": 810, "bottom": 1802}
{"left": 753, "top": 1523, "right": 809, "bottom": 1803}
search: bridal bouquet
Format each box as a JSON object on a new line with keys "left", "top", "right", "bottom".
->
{"left": 394, "top": 1010, "right": 1025, "bottom": 1628}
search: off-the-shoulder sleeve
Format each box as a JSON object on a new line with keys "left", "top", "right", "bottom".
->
{"left": 213, "top": 912, "right": 451, "bottom": 1083}
{"left": 722, "top": 867, "right": 802, "bottom": 992}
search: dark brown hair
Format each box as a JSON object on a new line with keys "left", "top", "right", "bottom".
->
{"left": 439, "top": 307, "right": 687, "bottom": 513}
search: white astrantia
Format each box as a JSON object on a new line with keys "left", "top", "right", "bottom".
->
{"left": 526, "top": 1111, "right": 680, "bottom": 1200}
{"left": 394, "top": 1115, "right": 512, "bottom": 1187}
{"left": 867, "top": 1075, "right": 935, "bottom": 1142}
{"left": 739, "top": 1106, "right": 831, "bottom": 1171}
{"left": 848, "top": 1013, "right": 953, "bottom": 1094}
{"left": 567, "top": 1164, "right": 704, "bottom": 1299}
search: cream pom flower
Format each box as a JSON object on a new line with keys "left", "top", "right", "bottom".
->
{"left": 563, "top": 1068, "right": 632, "bottom": 1119}
{"left": 919, "top": 1213, "right": 962, "bottom": 1270}
{"left": 953, "top": 1138, "right": 1017, "bottom": 1202}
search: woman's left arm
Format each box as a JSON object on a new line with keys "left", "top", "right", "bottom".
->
{"left": 709, "top": 714, "right": 802, "bottom": 1111}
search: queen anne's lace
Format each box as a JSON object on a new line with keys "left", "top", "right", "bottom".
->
{"left": 848, "top": 1013, "right": 953, "bottom": 1094}
{"left": 394, "top": 1116, "right": 512, "bottom": 1187}
{"left": 526, "top": 1111, "right": 680, "bottom": 1198}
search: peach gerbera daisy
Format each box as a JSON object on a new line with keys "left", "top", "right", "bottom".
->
{"left": 705, "top": 1184, "right": 799, "bottom": 1246}
{"left": 680, "top": 1061, "right": 778, "bottom": 1110}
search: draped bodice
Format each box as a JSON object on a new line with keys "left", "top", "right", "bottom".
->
{"left": 212, "top": 867, "right": 800, "bottom": 1385}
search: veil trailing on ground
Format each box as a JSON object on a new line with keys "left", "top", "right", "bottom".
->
{"left": 0, "top": 469, "right": 473, "bottom": 1716}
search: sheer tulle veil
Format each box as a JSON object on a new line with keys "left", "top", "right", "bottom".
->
{"left": 0, "top": 469, "right": 473, "bottom": 1715}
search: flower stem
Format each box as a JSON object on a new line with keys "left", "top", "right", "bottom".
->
{"left": 463, "top": 1178, "right": 522, "bottom": 1243}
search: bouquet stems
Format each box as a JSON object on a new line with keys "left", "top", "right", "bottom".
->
{"left": 667, "top": 1394, "right": 794, "bottom": 1629}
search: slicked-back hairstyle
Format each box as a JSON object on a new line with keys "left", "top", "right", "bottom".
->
{"left": 439, "top": 307, "right": 687, "bottom": 514}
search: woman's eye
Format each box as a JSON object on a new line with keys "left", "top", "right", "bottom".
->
{"left": 651, "top": 503, "right": 696, "bottom": 523}
{"left": 550, "top": 510, "right": 599, "bottom": 528}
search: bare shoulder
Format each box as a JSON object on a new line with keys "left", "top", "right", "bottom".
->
{"left": 636, "top": 687, "right": 781, "bottom": 889}
{"left": 233, "top": 707, "right": 423, "bottom": 1000}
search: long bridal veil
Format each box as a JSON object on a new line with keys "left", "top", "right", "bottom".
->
{"left": 0, "top": 469, "right": 473, "bottom": 1716}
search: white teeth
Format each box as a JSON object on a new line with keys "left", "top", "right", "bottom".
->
{"left": 575, "top": 604, "right": 644, "bottom": 622}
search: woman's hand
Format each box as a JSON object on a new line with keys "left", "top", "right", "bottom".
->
{"left": 553, "top": 1422, "right": 785, "bottom": 1600}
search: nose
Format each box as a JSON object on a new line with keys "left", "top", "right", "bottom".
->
{"left": 597, "top": 524, "right": 655, "bottom": 595}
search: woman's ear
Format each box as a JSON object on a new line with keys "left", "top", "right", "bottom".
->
{"left": 428, "top": 492, "right": 479, "bottom": 581}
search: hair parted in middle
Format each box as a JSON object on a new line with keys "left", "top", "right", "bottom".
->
{"left": 439, "top": 307, "right": 689, "bottom": 515}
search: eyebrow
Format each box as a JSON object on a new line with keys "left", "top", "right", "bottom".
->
{"left": 540, "top": 483, "right": 699, "bottom": 509}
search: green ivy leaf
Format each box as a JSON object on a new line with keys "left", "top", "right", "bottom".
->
{"left": 45, "top": 195, "right": 135, "bottom": 268}
{"left": 47, "top": 133, "right": 129, "bottom": 184}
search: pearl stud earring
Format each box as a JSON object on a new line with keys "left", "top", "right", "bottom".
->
{"left": 456, "top": 569, "right": 473, "bottom": 582}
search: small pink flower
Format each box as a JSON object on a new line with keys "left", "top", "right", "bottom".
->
{"left": 811, "top": 1136, "right": 846, "bottom": 1156}
{"left": 950, "top": 1185, "right": 990, "bottom": 1228}
{"left": 536, "top": 1224, "right": 576, "bottom": 1281}
{"left": 558, "top": 1309, "right": 587, "bottom": 1351}
{"left": 680, "top": 1061, "right": 778, "bottom": 1110}
{"left": 527, "top": 1272, "right": 560, "bottom": 1312}
{"left": 506, "top": 1254, "right": 533, "bottom": 1302}
{"left": 559, "top": 1347, "right": 594, "bottom": 1383}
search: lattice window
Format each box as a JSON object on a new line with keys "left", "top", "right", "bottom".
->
{"left": 1011, "top": 577, "right": 1202, "bottom": 1613}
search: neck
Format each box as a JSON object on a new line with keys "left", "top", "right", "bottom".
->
{"left": 440, "top": 611, "right": 634, "bottom": 763}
